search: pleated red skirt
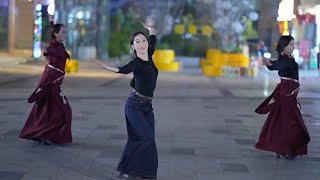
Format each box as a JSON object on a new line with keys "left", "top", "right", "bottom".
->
{"left": 255, "top": 78, "right": 310, "bottom": 157}
{"left": 19, "top": 66, "right": 72, "bottom": 144}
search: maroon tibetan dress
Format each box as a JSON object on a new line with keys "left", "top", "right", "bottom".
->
{"left": 254, "top": 54, "right": 310, "bottom": 157}
{"left": 19, "top": 40, "right": 72, "bottom": 144}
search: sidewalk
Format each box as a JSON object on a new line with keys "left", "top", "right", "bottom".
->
{"left": 0, "top": 53, "right": 27, "bottom": 66}
{"left": 0, "top": 72, "right": 320, "bottom": 180}
{"left": 0, "top": 59, "right": 320, "bottom": 179}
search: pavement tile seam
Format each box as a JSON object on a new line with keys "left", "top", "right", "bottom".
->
{"left": 1, "top": 67, "right": 320, "bottom": 180}
{"left": 2, "top": 96, "right": 320, "bottom": 102}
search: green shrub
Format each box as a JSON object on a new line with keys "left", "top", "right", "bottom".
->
{"left": 231, "top": 47, "right": 243, "bottom": 54}
{"left": 109, "top": 30, "right": 131, "bottom": 58}
{"left": 156, "top": 43, "right": 171, "bottom": 49}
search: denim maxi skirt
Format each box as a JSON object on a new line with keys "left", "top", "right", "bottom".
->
{"left": 117, "top": 92, "right": 158, "bottom": 179}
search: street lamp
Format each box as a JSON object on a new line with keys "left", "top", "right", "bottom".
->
{"left": 47, "top": 3, "right": 55, "bottom": 16}
{"left": 277, "top": 0, "right": 295, "bottom": 35}
{"left": 33, "top": 4, "right": 43, "bottom": 60}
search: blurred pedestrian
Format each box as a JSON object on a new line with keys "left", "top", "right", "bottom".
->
{"left": 259, "top": 40, "right": 268, "bottom": 55}
{"left": 254, "top": 35, "right": 310, "bottom": 159}
{"left": 95, "top": 16, "right": 158, "bottom": 179}
{"left": 19, "top": 15, "right": 72, "bottom": 145}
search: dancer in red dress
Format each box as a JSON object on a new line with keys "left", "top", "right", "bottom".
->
{"left": 255, "top": 35, "right": 310, "bottom": 159}
{"left": 19, "top": 16, "right": 72, "bottom": 145}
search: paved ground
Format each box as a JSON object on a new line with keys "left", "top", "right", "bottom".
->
{"left": 0, "top": 59, "right": 320, "bottom": 180}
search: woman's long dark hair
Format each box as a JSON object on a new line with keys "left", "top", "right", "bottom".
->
{"left": 50, "top": 23, "right": 65, "bottom": 41}
{"left": 129, "top": 31, "right": 149, "bottom": 88}
{"left": 48, "top": 22, "right": 70, "bottom": 59}
{"left": 276, "top": 35, "right": 294, "bottom": 55}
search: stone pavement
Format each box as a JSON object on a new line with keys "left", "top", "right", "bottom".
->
{"left": 0, "top": 61, "right": 320, "bottom": 180}
{"left": 0, "top": 51, "right": 33, "bottom": 67}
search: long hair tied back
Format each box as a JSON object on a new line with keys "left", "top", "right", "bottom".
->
{"left": 276, "top": 35, "right": 294, "bottom": 55}
{"left": 46, "top": 22, "right": 70, "bottom": 59}
{"left": 50, "top": 22, "right": 64, "bottom": 40}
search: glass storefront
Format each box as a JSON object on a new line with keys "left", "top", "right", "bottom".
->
{"left": 0, "top": 0, "right": 8, "bottom": 51}
{"left": 55, "top": 0, "right": 109, "bottom": 60}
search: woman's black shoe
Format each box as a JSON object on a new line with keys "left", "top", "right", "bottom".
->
{"left": 41, "top": 140, "right": 52, "bottom": 145}
{"left": 283, "top": 154, "right": 295, "bottom": 160}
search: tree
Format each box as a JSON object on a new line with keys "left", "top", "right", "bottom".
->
{"left": 112, "top": 9, "right": 125, "bottom": 31}
{"left": 256, "top": 0, "right": 280, "bottom": 51}
{"left": 243, "top": 20, "right": 259, "bottom": 40}
{"left": 131, "top": 0, "right": 185, "bottom": 39}
{"left": 202, "top": 0, "right": 257, "bottom": 51}
{"left": 109, "top": 7, "right": 141, "bottom": 58}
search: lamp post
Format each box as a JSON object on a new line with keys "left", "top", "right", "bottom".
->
{"left": 277, "top": 0, "right": 295, "bottom": 35}
{"left": 96, "top": 0, "right": 110, "bottom": 60}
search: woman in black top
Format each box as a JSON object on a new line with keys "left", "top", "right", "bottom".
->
{"left": 95, "top": 17, "right": 158, "bottom": 179}
{"left": 254, "top": 35, "right": 310, "bottom": 160}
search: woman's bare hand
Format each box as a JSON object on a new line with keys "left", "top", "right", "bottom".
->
{"left": 264, "top": 59, "right": 272, "bottom": 66}
{"left": 142, "top": 16, "right": 154, "bottom": 30}
{"left": 94, "top": 59, "right": 108, "bottom": 70}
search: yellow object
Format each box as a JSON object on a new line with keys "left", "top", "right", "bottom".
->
{"left": 206, "top": 49, "right": 220, "bottom": 59}
{"left": 212, "top": 54, "right": 225, "bottom": 66}
{"left": 174, "top": 24, "right": 185, "bottom": 35}
{"left": 153, "top": 49, "right": 179, "bottom": 72}
{"left": 202, "top": 65, "right": 213, "bottom": 76}
{"left": 283, "top": 21, "right": 289, "bottom": 35}
{"left": 202, "top": 25, "right": 213, "bottom": 37}
{"left": 224, "top": 54, "right": 249, "bottom": 68}
{"left": 153, "top": 50, "right": 175, "bottom": 63}
{"left": 247, "top": 67, "right": 258, "bottom": 77}
{"left": 64, "top": 51, "right": 79, "bottom": 73}
{"left": 155, "top": 61, "right": 180, "bottom": 71}
{"left": 201, "top": 49, "right": 250, "bottom": 77}
{"left": 80, "top": 28, "right": 86, "bottom": 36}
{"left": 200, "top": 58, "right": 210, "bottom": 68}
{"left": 201, "top": 64, "right": 221, "bottom": 77}
{"left": 188, "top": 24, "right": 197, "bottom": 34}
{"left": 205, "top": 49, "right": 225, "bottom": 66}
{"left": 79, "top": 19, "right": 85, "bottom": 25}
{"left": 65, "top": 59, "right": 79, "bottom": 73}
{"left": 210, "top": 66, "right": 221, "bottom": 77}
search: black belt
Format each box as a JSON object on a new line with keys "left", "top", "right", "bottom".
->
{"left": 133, "top": 90, "right": 153, "bottom": 101}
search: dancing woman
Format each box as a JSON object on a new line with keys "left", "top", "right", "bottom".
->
{"left": 255, "top": 35, "right": 310, "bottom": 159}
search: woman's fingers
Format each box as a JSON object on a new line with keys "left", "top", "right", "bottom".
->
{"left": 94, "top": 59, "right": 104, "bottom": 67}
{"left": 143, "top": 16, "right": 154, "bottom": 29}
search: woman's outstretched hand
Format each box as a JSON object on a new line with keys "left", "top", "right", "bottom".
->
{"left": 94, "top": 59, "right": 119, "bottom": 73}
{"left": 263, "top": 59, "right": 272, "bottom": 66}
{"left": 142, "top": 16, "right": 154, "bottom": 30}
{"left": 142, "top": 16, "right": 156, "bottom": 35}
{"left": 94, "top": 59, "right": 108, "bottom": 70}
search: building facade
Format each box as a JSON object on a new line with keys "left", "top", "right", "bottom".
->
{"left": 2, "top": 0, "right": 53, "bottom": 57}
{"left": 293, "top": 0, "right": 319, "bottom": 69}
{"left": 55, "top": 0, "right": 110, "bottom": 60}
{"left": 3, "top": 0, "right": 110, "bottom": 60}
{"left": 0, "top": 0, "right": 9, "bottom": 51}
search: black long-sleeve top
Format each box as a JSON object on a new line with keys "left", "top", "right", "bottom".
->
{"left": 117, "top": 35, "right": 158, "bottom": 97}
{"left": 267, "top": 54, "right": 299, "bottom": 80}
